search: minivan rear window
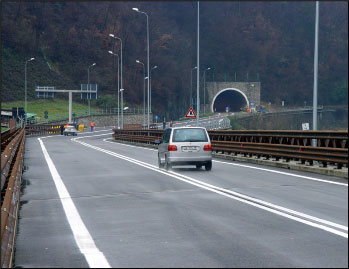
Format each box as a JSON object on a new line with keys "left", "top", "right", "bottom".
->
{"left": 172, "top": 128, "right": 208, "bottom": 142}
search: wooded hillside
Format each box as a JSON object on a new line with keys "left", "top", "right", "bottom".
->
{"left": 2, "top": 1, "right": 348, "bottom": 119}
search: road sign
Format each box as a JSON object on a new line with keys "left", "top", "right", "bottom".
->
{"left": 81, "top": 84, "right": 98, "bottom": 99}
{"left": 302, "top": 123, "right": 309, "bottom": 130}
{"left": 185, "top": 107, "right": 196, "bottom": 118}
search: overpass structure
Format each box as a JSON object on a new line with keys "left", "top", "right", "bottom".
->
{"left": 35, "top": 86, "right": 97, "bottom": 123}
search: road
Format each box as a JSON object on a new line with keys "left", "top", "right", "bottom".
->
{"left": 15, "top": 128, "right": 348, "bottom": 267}
{"left": 155, "top": 113, "right": 231, "bottom": 130}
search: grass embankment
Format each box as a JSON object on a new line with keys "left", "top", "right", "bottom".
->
{"left": 2, "top": 99, "right": 92, "bottom": 123}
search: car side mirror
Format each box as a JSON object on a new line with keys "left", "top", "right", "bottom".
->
{"left": 154, "top": 139, "right": 161, "bottom": 144}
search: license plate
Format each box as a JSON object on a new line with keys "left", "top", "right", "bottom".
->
{"left": 182, "top": 146, "right": 197, "bottom": 151}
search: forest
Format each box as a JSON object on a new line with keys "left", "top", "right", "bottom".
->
{"left": 1, "top": 1, "right": 348, "bottom": 119}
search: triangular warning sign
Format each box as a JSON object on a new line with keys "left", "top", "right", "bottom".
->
{"left": 185, "top": 107, "right": 196, "bottom": 118}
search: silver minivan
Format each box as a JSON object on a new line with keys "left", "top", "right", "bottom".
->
{"left": 155, "top": 127, "right": 212, "bottom": 171}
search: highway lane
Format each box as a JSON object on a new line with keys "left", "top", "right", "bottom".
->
{"left": 155, "top": 113, "right": 231, "bottom": 129}
{"left": 15, "top": 128, "right": 348, "bottom": 267}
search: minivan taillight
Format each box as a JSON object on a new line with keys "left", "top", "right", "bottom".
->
{"left": 168, "top": 145, "right": 177, "bottom": 151}
{"left": 204, "top": 145, "right": 212, "bottom": 151}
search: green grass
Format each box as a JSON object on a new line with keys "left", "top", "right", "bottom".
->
{"left": 2, "top": 99, "right": 93, "bottom": 123}
{"left": 1, "top": 127, "right": 9, "bottom": 132}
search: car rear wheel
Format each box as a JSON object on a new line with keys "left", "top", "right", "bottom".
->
{"left": 165, "top": 156, "right": 171, "bottom": 171}
{"left": 205, "top": 161, "right": 212, "bottom": 171}
{"left": 158, "top": 154, "right": 164, "bottom": 168}
{"left": 196, "top": 164, "right": 202, "bottom": 169}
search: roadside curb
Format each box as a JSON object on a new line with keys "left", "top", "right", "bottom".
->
{"left": 112, "top": 139, "right": 348, "bottom": 179}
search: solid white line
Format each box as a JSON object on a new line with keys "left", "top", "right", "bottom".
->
{"left": 166, "top": 170, "right": 348, "bottom": 232}
{"left": 213, "top": 160, "right": 348, "bottom": 187}
{"left": 103, "top": 138, "right": 157, "bottom": 151}
{"left": 82, "top": 129, "right": 113, "bottom": 135}
{"left": 73, "top": 138, "right": 348, "bottom": 239}
{"left": 103, "top": 138, "right": 347, "bottom": 230}
{"left": 38, "top": 138, "right": 111, "bottom": 268}
{"left": 103, "top": 138, "right": 348, "bottom": 228}
{"left": 74, "top": 133, "right": 114, "bottom": 139}
{"left": 101, "top": 138, "right": 347, "bottom": 187}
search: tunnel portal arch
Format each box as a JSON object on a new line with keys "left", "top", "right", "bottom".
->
{"left": 211, "top": 88, "right": 249, "bottom": 113}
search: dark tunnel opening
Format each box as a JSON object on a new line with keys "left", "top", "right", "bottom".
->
{"left": 212, "top": 90, "right": 247, "bottom": 112}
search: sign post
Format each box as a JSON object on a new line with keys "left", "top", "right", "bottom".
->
{"left": 36, "top": 86, "right": 98, "bottom": 123}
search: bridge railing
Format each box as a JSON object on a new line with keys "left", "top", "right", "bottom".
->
{"left": 112, "top": 129, "right": 348, "bottom": 169}
{"left": 1, "top": 128, "right": 25, "bottom": 268}
{"left": 25, "top": 124, "right": 61, "bottom": 136}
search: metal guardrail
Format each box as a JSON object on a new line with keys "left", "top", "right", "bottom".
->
{"left": 208, "top": 130, "right": 348, "bottom": 148}
{"left": 25, "top": 124, "right": 61, "bottom": 136}
{"left": 1, "top": 128, "right": 25, "bottom": 268}
{"left": 112, "top": 129, "right": 348, "bottom": 169}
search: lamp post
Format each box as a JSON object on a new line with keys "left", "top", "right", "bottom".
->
{"left": 203, "top": 67, "right": 211, "bottom": 115}
{"left": 25, "top": 57, "right": 35, "bottom": 124}
{"left": 109, "top": 34, "right": 123, "bottom": 97}
{"left": 136, "top": 60, "right": 146, "bottom": 127}
{"left": 87, "top": 63, "right": 96, "bottom": 115}
{"left": 150, "top": 65, "right": 157, "bottom": 114}
{"left": 109, "top": 51, "right": 120, "bottom": 129}
{"left": 312, "top": 1, "right": 319, "bottom": 147}
{"left": 196, "top": 1, "right": 200, "bottom": 126}
{"left": 120, "top": 88, "right": 124, "bottom": 128}
{"left": 132, "top": 7, "right": 150, "bottom": 129}
{"left": 191, "top": 66, "right": 197, "bottom": 108}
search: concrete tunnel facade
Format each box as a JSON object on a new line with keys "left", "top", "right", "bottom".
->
{"left": 211, "top": 88, "right": 249, "bottom": 113}
{"left": 205, "top": 82, "right": 261, "bottom": 113}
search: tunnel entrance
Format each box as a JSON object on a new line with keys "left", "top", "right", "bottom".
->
{"left": 212, "top": 89, "right": 249, "bottom": 113}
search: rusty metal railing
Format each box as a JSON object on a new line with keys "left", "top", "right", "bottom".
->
{"left": 113, "top": 129, "right": 348, "bottom": 169}
{"left": 1, "top": 128, "right": 25, "bottom": 268}
{"left": 25, "top": 124, "right": 61, "bottom": 136}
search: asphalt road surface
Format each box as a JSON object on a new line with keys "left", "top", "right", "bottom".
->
{"left": 15, "top": 128, "right": 348, "bottom": 267}
{"left": 155, "top": 113, "right": 231, "bottom": 130}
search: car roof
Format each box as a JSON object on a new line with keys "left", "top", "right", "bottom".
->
{"left": 170, "top": 126, "right": 207, "bottom": 130}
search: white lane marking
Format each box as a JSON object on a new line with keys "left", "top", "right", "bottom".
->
{"left": 73, "top": 138, "right": 348, "bottom": 239}
{"left": 213, "top": 160, "right": 348, "bottom": 187}
{"left": 103, "top": 138, "right": 348, "bottom": 231}
{"left": 103, "top": 138, "right": 157, "bottom": 151}
{"left": 101, "top": 138, "right": 347, "bottom": 187}
{"left": 82, "top": 129, "right": 113, "bottom": 134}
{"left": 38, "top": 138, "right": 111, "bottom": 268}
{"left": 166, "top": 170, "right": 348, "bottom": 232}
{"left": 74, "top": 133, "right": 114, "bottom": 139}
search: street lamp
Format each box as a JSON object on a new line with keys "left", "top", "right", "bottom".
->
{"left": 132, "top": 7, "right": 150, "bottom": 129}
{"left": 150, "top": 65, "right": 157, "bottom": 114}
{"left": 203, "top": 67, "right": 211, "bottom": 115}
{"left": 25, "top": 57, "right": 35, "bottom": 124}
{"left": 136, "top": 59, "right": 146, "bottom": 127}
{"left": 312, "top": 1, "right": 319, "bottom": 147}
{"left": 196, "top": 1, "right": 200, "bottom": 126}
{"left": 190, "top": 66, "right": 197, "bottom": 108}
{"left": 109, "top": 51, "right": 120, "bottom": 129}
{"left": 109, "top": 34, "right": 123, "bottom": 96}
{"left": 87, "top": 63, "right": 96, "bottom": 115}
{"left": 119, "top": 88, "right": 124, "bottom": 128}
